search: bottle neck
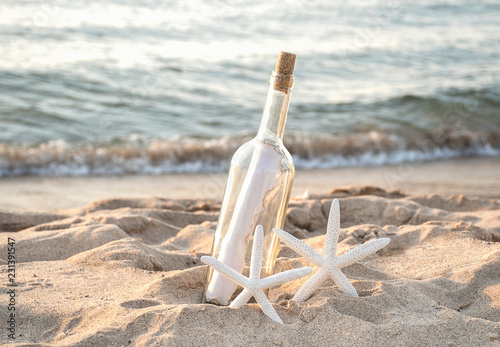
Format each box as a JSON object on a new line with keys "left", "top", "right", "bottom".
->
{"left": 257, "top": 72, "right": 294, "bottom": 141}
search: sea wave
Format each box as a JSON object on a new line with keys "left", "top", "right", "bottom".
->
{"left": 1, "top": 129, "right": 499, "bottom": 177}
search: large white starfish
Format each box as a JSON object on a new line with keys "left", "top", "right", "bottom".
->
{"left": 273, "top": 198, "right": 390, "bottom": 302}
{"left": 201, "top": 225, "right": 312, "bottom": 323}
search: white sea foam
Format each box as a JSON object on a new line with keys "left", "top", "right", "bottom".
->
{"left": 1, "top": 132, "right": 499, "bottom": 177}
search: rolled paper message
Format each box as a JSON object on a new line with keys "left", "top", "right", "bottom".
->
{"left": 205, "top": 125, "right": 285, "bottom": 305}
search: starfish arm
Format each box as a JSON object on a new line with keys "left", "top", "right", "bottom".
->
{"left": 229, "top": 288, "right": 253, "bottom": 308}
{"left": 273, "top": 228, "right": 325, "bottom": 267}
{"left": 292, "top": 268, "right": 329, "bottom": 302}
{"left": 330, "top": 268, "right": 358, "bottom": 297}
{"left": 249, "top": 225, "right": 264, "bottom": 281}
{"left": 335, "top": 238, "right": 390, "bottom": 269}
{"left": 258, "top": 267, "right": 312, "bottom": 289}
{"left": 254, "top": 290, "right": 283, "bottom": 324}
{"left": 201, "top": 256, "right": 249, "bottom": 288}
{"left": 325, "top": 198, "right": 341, "bottom": 261}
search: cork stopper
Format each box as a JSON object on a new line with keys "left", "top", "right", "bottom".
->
{"left": 275, "top": 51, "right": 296, "bottom": 75}
{"left": 273, "top": 51, "right": 296, "bottom": 93}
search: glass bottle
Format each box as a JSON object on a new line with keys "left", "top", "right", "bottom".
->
{"left": 204, "top": 52, "right": 296, "bottom": 305}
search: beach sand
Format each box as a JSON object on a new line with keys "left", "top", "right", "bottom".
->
{"left": 1, "top": 172, "right": 499, "bottom": 345}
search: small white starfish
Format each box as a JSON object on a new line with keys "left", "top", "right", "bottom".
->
{"left": 273, "top": 198, "right": 390, "bottom": 302}
{"left": 201, "top": 225, "right": 312, "bottom": 323}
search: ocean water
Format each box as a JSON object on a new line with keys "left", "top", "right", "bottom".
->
{"left": 0, "top": 0, "right": 499, "bottom": 176}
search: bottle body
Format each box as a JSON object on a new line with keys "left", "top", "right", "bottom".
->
{"left": 204, "top": 74, "right": 295, "bottom": 305}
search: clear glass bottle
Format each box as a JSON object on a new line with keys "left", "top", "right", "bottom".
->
{"left": 204, "top": 52, "right": 296, "bottom": 305}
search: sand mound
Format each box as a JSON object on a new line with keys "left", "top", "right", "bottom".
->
{"left": 0, "top": 223, "right": 128, "bottom": 263}
{"left": 161, "top": 222, "right": 215, "bottom": 254}
{"left": 1, "top": 186, "right": 499, "bottom": 346}
{"left": 68, "top": 237, "right": 200, "bottom": 272}
{"left": 0, "top": 210, "right": 68, "bottom": 232}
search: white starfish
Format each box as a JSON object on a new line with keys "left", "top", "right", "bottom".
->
{"left": 273, "top": 198, "right": 390, "bottom": 302}
{"left": 201, "top": 225, "right": 312, "bottom": 323}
